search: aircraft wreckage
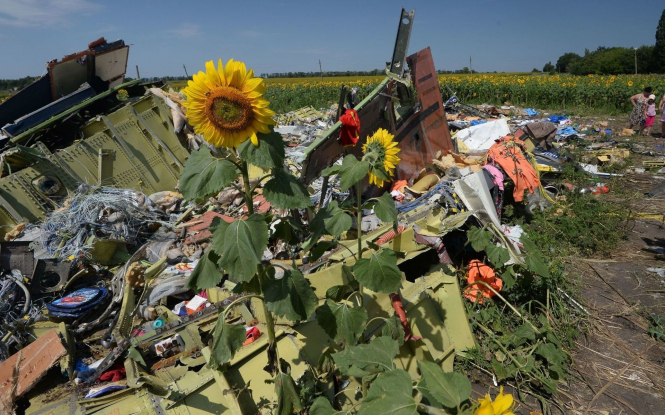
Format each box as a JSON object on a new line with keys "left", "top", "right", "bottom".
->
{"left": 0, "top": 9, "right": 551, "bottom": 415}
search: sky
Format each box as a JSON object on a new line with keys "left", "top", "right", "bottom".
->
{"left": 0, "top": 0, "right": 663, "bottom": 79}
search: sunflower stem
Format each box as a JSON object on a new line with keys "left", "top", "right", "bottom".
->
{"left": 241, "top": 161, "right": 254, "bottom": 215}
{"left": 356, "top": 180, "right": 363, "bottom": 296}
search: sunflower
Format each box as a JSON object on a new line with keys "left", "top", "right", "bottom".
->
{"left": 362, "top": 128, "right": 400, "bottom": 187}
{"left": 182, "top": 59, "right": 274, "bottom": 148}
{"left": 628, "top": 81, "right": 634, "bottom": 87}
{"left": 474, "top": 387, "right": 515, "bottom": 415}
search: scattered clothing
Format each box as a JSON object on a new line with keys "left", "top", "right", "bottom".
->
{"left": 486, "top": 136, "right": 541, "bottom": 202}
{"left": 339, "top": 109, "right": 360, "bottom": 147}
{"left": 463, "top": 260, "right": 502, "bottom": 304}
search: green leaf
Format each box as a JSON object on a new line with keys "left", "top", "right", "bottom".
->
{"left": 180, "top": 147, "right": 238, "bottom": 202}
{"left": 316, "top": 299, "right": 368, "bottom": 346}
{"left": 271, "top": 216, "right": 303, "bottom": 245}
{"left": 211, "top": 215, "right": 269, "bottom": 282}
{"left": 491, "top": 358, "right": 510, "bottom": 381}
{"left": 317, "top": 346, "right": 336, "bottom": 375}
{"left": 366, "top": 192, "right": 398, "bottom": 223}
{"left": 535, "top": 343, "right": 566, "bottom": 366}
{"left": 185, "top": 250, "right": 224, "bottom": 290}
{"left": 208, "top": 320, "right": 246, "bottom": 368}
{"left": 325, "top": 285, "right": 352, "bottom": 302}
{"left": 353, "top": 249, "right": 402, "bottom": 293}
{"left": 380, "top": 315, "right": 405, "bottom": 346}
{"left": 337, "top": 155, "right": 369, "bottom": 191}
{"left": 274, "top": 372, "right": 303, "bottom": 415}
{"left": 525, "top": 255, "right": 550, "bottom": 278}
{"left": 332, "top": 336, "right": 398, "bottom": 377}
{"left": 263, "top": 168, "right": 312, "bottom": 209}
{"left": 417, "top": 361, "right": 471, "bottom": 408}
{"left": 264, "top": 269, "right": 318, "bottom": 322}
{"left": 513, "top": 323, "right": 536, "bottom": 346}
{"left": 310, "top": 241, "right": 337, "bottom": 262}
{"left": 310, "top": 397, "right": 344, "bottom": 415}
{"left": 519, "top": 234, "right": 540, "bottom": 256}
{"left": 467, "top": 226, "right": 492, "bottom": 252}
{"left": 237, "top": 129, "right": 285, "bottom": 168}
{"left": 486, "top": 244, "right": 510, "bottom": 268}
{"left": 357, "top": 369, "right": 418, "bottom": 415}
{"left": 306, "top": 201, "right": 352, "bottom": 250}
{"left": 501, "top": 265, "right": 517, "bottom": 290}
{"left": 321, "top": 164, "right": 343, "bottom": 177}
{"left": 369, "top": 165, "right": 391, "bottom": 183}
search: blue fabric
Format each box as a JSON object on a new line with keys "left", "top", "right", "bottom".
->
{"left": 557, "top": 127, "right": 578, "bottom": 135}
{"left": 524, "top": 108, "right": 538, "bottom": 116}
{"left": 47, "top": 287, "right": 110, "bottom": 318}
{"left": 549, "top": 115, "right": 568, "bottom": 123}
{"left": 470, "top": 120, "right": 487, "bottom": 126}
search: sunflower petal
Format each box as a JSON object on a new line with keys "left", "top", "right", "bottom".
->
{"left": 205, "top": 60, "right": 221, "bottom": 88}
{"left": 217, "top": 58, "right": 227, "bottom": 86}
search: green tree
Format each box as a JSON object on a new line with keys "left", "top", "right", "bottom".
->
{"left": 542, "top": 62, "right": 555, "bottom": 73}
{"left": 556, "top": 52, "right": 581, "bottom": 73}
{"left": 654, "top": 8, "right": 665, "bottom": 71}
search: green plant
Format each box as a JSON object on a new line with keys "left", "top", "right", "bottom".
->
{"left": 647, "top": 313, "right": 665, "bottom": 342}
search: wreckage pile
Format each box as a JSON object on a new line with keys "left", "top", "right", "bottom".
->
{"left": 1, "top": 9, "right": 662, "bottom": 415}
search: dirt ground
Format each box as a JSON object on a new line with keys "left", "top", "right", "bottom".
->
{"left": 553, "top": 115, "right": 665, "bottom": 415}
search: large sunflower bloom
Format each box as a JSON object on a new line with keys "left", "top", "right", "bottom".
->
{"left": 182, "top": 59, "right": 274, "bottom": 148}
{"left": 362, "top": 128, "right": 400, "bottom": 187}
{"left": 474, "top": 387, "right": 516, "bottom": 415}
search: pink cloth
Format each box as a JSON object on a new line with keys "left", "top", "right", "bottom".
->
{"left": 646, "top": 116, "right": 655, "bottom": 127}
{"left": 483, "top": 164, "right": 504, "bottom": 191}
{"left": 647, "top": 103, "right": 656, "bottom": 117}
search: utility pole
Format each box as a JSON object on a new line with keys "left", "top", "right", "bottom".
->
{"left": 135, "top": 65, "right": 140, "bottom": 80}
{"left": 634, "top": 48, "right": 638, "bottom": 75}
{"left": 319, "top": 60, "right": 323, "bottom": 81}
{"left": 470, "top": 56, "right": 472, "bottom": 73}
{"left": 183, "top": 64, "right": 189, "bottom": 78}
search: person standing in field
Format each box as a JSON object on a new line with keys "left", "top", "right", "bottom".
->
{"left": 629, "top": 86, "right": 652, "bottom": 131}
{"left": 659, "top": 92, "right": 665, "bottom": 138}
{"left": 645, "top": 94, "right": 656, "bottom": 136}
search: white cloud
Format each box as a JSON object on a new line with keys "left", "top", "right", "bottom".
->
{"left": 0, "top": 0, "right": 101, "bottom": 27}
{"left": 165, "top": 23, "right": 201, "bottom": 39}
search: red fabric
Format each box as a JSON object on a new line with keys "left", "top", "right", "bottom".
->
{"left": 243, "top": 326, "right": 261, "bottom": 346}
{"left": 98, "top": 363, "right": 126, "bottom": 382}
{"left": 339, "top": 109, "right": 360, "bottom": 147}
{"left": 463, "top": 260, "right": 503, "bottom": 304}
{"left": 486, "top": 136, "right": 540, "bottom": 202}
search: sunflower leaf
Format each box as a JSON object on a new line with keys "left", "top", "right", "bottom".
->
{"left": 208, "top": 320, "right": 246, "bottom": 369}
{"left": 185, "top": 250, "right": 224, "bottom": 290}
{"left": 417, "top": 361, "right": 471, "bottom": 409}
{"left": 316, "top": 299, "right": 368, "bottom": 346}
{"left": 238, "top": 129, "right": 285, "bottom": 169}
{"left": 304, "top": 201, "right": 352, "bottom": 251}
{"left": 353, "top": 249, "right": 402, "bottom": 293}
{"left": 310, "top": 397, "right": 345, "bottom": 415}
{"left": 337, "top": 155, "right": 369, "bottom": 191}
{"left": 380, "top": 315, "right": 405, "bottom": 346}
{"left": 274, "top": 373, "right": 303, "bottom": 415}
{"left": 263, "top": 168, "right": 312, "bottom": 209}
{"left": 467, "top": 226, "right": 492, "bottom": 252}
{"left": 357, "top": 369, "right": 418, "bottom": 415}
{"left": 211, "top": 215, "right": 268, "bottom": 282}
{"left": 332, "top": 336, "right": 398, "bottom": 377}
{"left": 486, "top": 244, "right": 510, "bottom": 268}
{"left": 263, "top": 269, "right": 318, "bottom": 322}
{"left": 365, "top": 192, "right": 398, "bottom": 223}
{"left": 180, "top": 147, "right": 238, "bottom": 202}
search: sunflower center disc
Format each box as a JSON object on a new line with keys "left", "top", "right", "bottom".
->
{"left": 205, "top": 87, "right": 253, "bottom": 131}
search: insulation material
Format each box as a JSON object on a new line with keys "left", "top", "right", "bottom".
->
{"left": 455, "top": 119, "right": 510, "bottom": 151}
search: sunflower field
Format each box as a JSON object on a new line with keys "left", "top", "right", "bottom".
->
{"left": 173, "top": 73, "right": 665, "bottom": 115}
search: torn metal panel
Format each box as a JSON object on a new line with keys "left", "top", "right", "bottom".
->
{"left": 301, "top": 49, "right": 453, "bottom": 185}
{"left": 389, "top": 8, "right": 415, "bottom": 77}
{"left": 0, "top": 92, "right": 189, "bottom": 236}
{"left": 0, "top": 330, "right": 66, "bottom": 404}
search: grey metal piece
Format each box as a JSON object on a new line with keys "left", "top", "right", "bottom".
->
{"left": 0, "top": 242, "right": 35, "bottom": 276}
{"left": 389, "top": 8, "right": 415, "bottom": 77}
{"left": 29, "top": 259, "right": 72, "bottom": 295}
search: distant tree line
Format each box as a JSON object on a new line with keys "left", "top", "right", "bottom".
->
{"left": 0, "top": 76, "right": 39, "bottom": 92}
{"left": 259, "top": 69, "right": 385, "bottom": 78}
{"left": 542, "top": 9, "right": 665, "bottom": 75}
